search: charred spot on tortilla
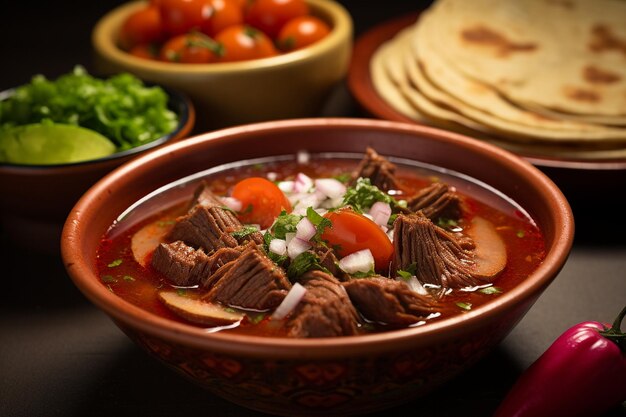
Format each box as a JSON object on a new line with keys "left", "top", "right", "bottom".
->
{"left": 563, "top": 86, "right": 601, "bottom": 103}
{"left": 588, "top": 24, "right": 626, "bottom": 56}
{"left": 459, "top": 25, "right": 538, "bottom": 58}
{"left": 583, "top": 66, "right": 621, "bottom": 85}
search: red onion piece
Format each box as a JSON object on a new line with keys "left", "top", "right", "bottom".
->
{"left": 369, "top": 201, "right": 392, "bottom": 226}
{"left": 294, "top": 173, "right": 313, "bottom": 193}
{"left": 269, "top": 239, "right": 287, "bottom": 256}
{"left": 287, "top": 237, "right": 311, "bottom": 259}
{"left": 296, "top": 217, "right": 316, "bottom": 241}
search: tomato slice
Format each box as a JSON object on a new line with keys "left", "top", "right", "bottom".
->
{"left": 231, "top": 177, "right": 291, "bottom": 229}
{"left": 321, "top": 208, "right": 393, "bottom": 272}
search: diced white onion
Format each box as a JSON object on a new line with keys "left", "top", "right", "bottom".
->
{"left": 296, "top": 217, "right": 316, "bottom": 241}
{"left": 369, "top": 201, "right": 392, "bottom": 226}
{"left": 297, "top": 150, "right": 310, "bottom": 164}
{"left": 272, "top": 283, "right": 307, "bottom": 320}
{"left": 221, "top": 197, "right": 242, "bottom": 212}
{"left": 398, "top": 275, "right": 428, "bottom": 295}
{"left": 287, "top": 237, "right": 311, "bottom": 259}
{"left": 320, "top": 196, "right": 344, "bottom": 209}
{"left": 338, "top": 249, "right": 375, "bottom": 274}
{"left": 285, "top": 232, "right": 296, "bottom": 245}
{"left": 292, "top": 194, "right": 322, "bottom": 214}
{"left": 269, "top": 239, "right": 287, "bottom": 256}
{"left": 294, "top": 173, "right": 313, "bottom": 193}
{"left": 387, "top": 229, "right": 394, "bottom": 242}
{"left": 277, "top": 180, "right": 294, "bottom": 193}
{"left": 363, "top": 213, "right": 374, "bottom": 221}
{"left": 314, "top": 178, "right": 346, "bottom": 199}
{"left": 266, "top": 172, "right": 278, "bottom": 182}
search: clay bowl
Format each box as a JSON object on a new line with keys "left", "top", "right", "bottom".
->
{"left": 61, "top": 118, "right": 573, "bottom": 416}
{"left": 92, "top": 0, "right": 353, "bottom": 131}
{"left": 0, "top": 86, "right": 194, "bottom": 253}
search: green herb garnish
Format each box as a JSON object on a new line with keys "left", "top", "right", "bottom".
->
{"left": 101, "top": 275, "right": 116, "bottom": 283}
{"left": 271, "top": 210, "right": 302, "bottom": 239}
{"left": 342, "top": 177, "right": 395, "bottom": 213}
{"left": 351, "top": 270, "right": 377, "bottom": 278}
{"left": 107, "top": 259, "right": 122, "bottom": 268}
{"left": 287, "top": 252, "right": 329, "bottom": 279}
{"left": 176, "top": 288, "right": 187, "bottom": 296}
{"left": 123, "top": 275, "right": 135, "bottom": 282}
{"left": 396, "top": 263, "right": 417, "bottom": 280}
{"left": 306, "top": 207, "right": 332, "bottom": 240}
{"left": 516, "top": 230, "right": 525, "bottom": 238}
{"left": 333, "top": 173, "right": 352, "bottom": 184}
{"left": 456, "top": 302, "right": 472, "bottom": 311}
{"left": 231, "top": 225, "right": 259, "bottom": 240}
{"left": 478, "top": 286, "right": 502, "bottom": 295}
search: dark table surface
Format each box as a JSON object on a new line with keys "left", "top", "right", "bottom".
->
{"left": 1, "top": 1, "right": 625, "bottom": 416}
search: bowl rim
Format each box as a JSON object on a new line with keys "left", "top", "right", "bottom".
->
{"left": 92, "top": 0, "right": 353, "bottom": 74}
{"left": 61, "top": 117, "right": 574, "bottom": 359}
{"left": 0, "top": 84, "right": 194, "bottom": 169}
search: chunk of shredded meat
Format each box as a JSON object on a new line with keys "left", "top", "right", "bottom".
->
{"left": 352, "top": 146, "right": 399, "bottom": 192}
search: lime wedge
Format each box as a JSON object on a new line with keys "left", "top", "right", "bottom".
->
{"left": 0, "top": 123, "right": 116, "bottom": 165}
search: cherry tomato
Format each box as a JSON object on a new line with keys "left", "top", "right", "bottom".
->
{"left": 244, "top": 0, "right": 309, "bottom": 38}
{"left": 201, "top": 0, "right": 244, "bottom": 37}
{"left": 119, "top": 6, "right": 165, "bottom": 50}
{"left": 215, "top": 25, "right": 277, "bottom": 62}
{"left": 231, "top": 177, "right": 292, "bottom": 229}
{"left": 159, "top": 0, "right": 212, "bottom": 35}
{"left": 277, "top": 15, "right": 330, "bottom": 51}
{"left": 129, "top": 43, "right": 160, "bottom": 60}
{"left": 159, "top": 33, "right": 222, "bottom": 63}
{"left": 321, "top": 208, "right": 394, "bottom": 272}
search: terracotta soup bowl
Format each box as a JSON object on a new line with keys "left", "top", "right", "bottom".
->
{"left": 61, "top": 118, "right": 573, "bottom": 416}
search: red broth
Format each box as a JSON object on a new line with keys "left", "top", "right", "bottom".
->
{"left": 96, "top": 155, "right": 545, "bottom": 336}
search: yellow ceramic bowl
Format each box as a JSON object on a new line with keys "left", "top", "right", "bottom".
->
{"left": 92, "top": 0, "right": 353, "bottom": 130}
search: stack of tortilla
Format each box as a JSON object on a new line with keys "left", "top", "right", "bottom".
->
{"left": 370, "top": 0, "right": 626, "bottom": 160}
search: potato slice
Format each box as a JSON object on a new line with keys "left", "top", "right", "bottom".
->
{"left": 131, "top": 220, "right": 173, "bottom": 267}
{"left": 158, "top": 291, "right": 244, "bottom": 326}
{"left": 466, "top": 217, "right": 507, "bottom": 279}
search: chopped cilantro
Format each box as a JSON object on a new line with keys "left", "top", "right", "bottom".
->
{"left": 478, "top": 286, "right": 502, "bottom": 295}
{"left": 516, "top": 230, "right": 525, "bottom": 238}
{"left": 342, "top": 177, "right": 395, "bottom": 212}
{"left": 231, "top": 225, "right": 259, "bottom": 240}
{"left": 271, "top": 210, "right": 302, "bottom": 239}
{"left": 287, "top": 252, "right": 328, "bottom": 279}
{"left": 437, "top": 218, "right": 458, "bottom": 229}
{"left": 123, "top": 275, "right": 135, "bottom": 282}
{"left": 333, "top": 173, "right": 352, "bottom": 184}
{"left": 107, "top": 259, "right": 122, "bottom": 267}
{"left": 396, "top": 263, "right": 417, "bottom": 280}
{"left": 388, "top": 213, "right": 398, "bottom": 226}
{"left": 176, "top": 288, "right": 187, "bottom": 296}
{"left": 156, "top": 220, "right": 176, "bottom": 227}
{"left": 248, "top": 313, "right": 266, "bottom": 324}
{"left": 101, "top": 275, "right": 116, "bottom": 283}
{"left": 306, "top": 207, "right": 332, "bottom": 239}
{"left": 351, "top": 270, "right": 377, "bottom": 278}
{"left": 456, "top": 302, "right": 472, "bottom": 311}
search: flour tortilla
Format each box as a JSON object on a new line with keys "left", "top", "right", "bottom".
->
{"left": 370, "top": 35, "right": 426, "bottom": 122}
{"left": 420, "top": 0, "right": 626, "bottom": 116}
{"left": 413, "top": 10, "right": 626, "bottom": 133}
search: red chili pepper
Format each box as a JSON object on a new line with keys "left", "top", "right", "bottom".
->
{"left": 494, "top": 305, "right": 626, "bottom": 417}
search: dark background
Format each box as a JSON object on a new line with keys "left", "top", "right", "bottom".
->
{"left": 1, "top": 1, "right": 625, "bottom": 417}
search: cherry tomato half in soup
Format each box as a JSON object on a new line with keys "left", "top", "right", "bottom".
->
{"left": 215, "top": 25, "right": 277, "bottom": 62}
{"left": 244, "top": 0, "right": 309, "bottom": 38}
{"left": 321, "top": 208, "right": 394, "bottom": 272}
{"left": 231, "top": 177, "right": 292, "bottom": 229}
{"left": 277, "top": 15, "right": 330, "bottom": 51}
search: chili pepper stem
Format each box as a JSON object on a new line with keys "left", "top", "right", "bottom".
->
{"left": 599, "top": 305, "right": 626, "bottom": 353}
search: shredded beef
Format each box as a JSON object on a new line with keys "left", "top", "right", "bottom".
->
{"left": 203, "top": 243, "right": 291, "bottom": 311}
{"left": 151, "top": 241, "right": 241, "bottom": 286}
{"left": 286, "top": 271, "right": 360, "bottom": 338}
{"left": 343, "top": 277, "right": 435, "bottom": 325}
{"left": 352, "top": 147, "right": 399, "bottom": 192}
{"left": 312, "top": 244, "right": 349, "bottom": 281}
{"left": 393, "top": 214, "right": 478, "bottom": 289}
{"left": 407, "top": 182, "right": 463, "bottom": 221}
{"left": 168, "top": 186, "right": 263, "bottom": 253}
